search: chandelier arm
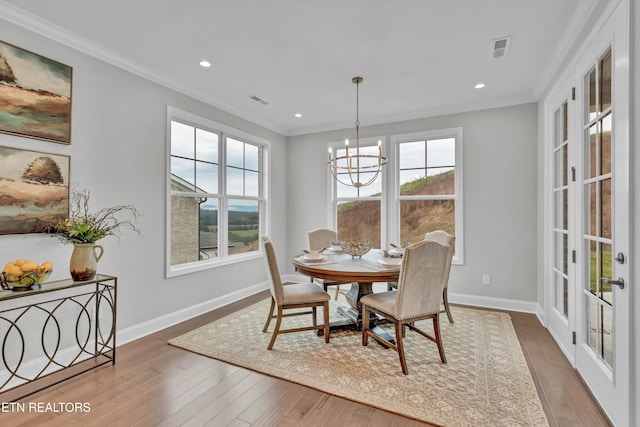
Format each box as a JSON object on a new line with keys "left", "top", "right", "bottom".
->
{"left": 327, "top": 76, "right": 386, "bottom": 189}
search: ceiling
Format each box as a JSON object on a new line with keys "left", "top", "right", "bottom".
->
{"left": 1, "top": 0, "right": 589, "bottom": 136}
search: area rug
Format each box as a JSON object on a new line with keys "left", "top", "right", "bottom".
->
{"left": 168, "top": 296, "right": 548, "bottom": 426}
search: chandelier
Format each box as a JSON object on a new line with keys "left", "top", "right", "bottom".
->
{"left": 328, "top": 76, "right": 387, "bottom": 188}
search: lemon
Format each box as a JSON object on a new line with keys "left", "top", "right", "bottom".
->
{"left": 8, "top": 265, "right": 23, "bottom": 277}
{"left": 21, "top": 262, "right": 38, "bottom": 273}
{"left": 4, "top": 262, "right": 15, "bottom": 273}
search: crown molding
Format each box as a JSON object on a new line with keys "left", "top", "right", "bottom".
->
{"left": 532, "top": 0, "right": 599, "bottom": 99}
{"left": 0, "top": 1, "right": 287, "bottom": 136}
{"left": 287, "top": 93, "right": 537, "bottom": 137}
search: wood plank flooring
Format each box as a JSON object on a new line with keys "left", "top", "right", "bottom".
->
{"left": 4, "top": 291, "right": 611, "bottom": 426}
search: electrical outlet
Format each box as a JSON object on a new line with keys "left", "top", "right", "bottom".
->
{"left": 482, "top": 274, "right": 491, "bottom": 286}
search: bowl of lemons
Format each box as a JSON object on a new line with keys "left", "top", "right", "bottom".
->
{"left": 1, "top": 259, "right": 53, "bottom": 291}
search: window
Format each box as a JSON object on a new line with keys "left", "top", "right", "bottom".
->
{"left": 331, "top": 137, "right": 384, "bottom": 248}
{"left": 329, "top": 128, "right": 463, "bottom": 263}
{"left": 167, "top": 107, "right": 268, "bottom": 277}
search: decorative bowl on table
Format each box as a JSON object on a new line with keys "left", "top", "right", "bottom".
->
{"left": 341, "top": 240, "right": 372, "bottom": 258}
{"left": 2, "top": 260, "right": 53, "bottom": 291}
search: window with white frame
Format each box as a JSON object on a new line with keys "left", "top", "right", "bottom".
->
{"left": 329, "top": 128, "right": 463, "bottom": 263}
{"left": 167, "top": 107, "right": 267, "bottom": 276}
{"left": 330, "top": 137, "right": 384, "bottom": 248}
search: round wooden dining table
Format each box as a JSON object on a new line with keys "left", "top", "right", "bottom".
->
{"left": 292, "top": 250, "right": 401, "bottom": 339}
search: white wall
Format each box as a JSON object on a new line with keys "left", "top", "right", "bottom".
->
{"left": 287, "top": 103, "right": 539, "bottom": 305}
{"left": 0, "top": 20, "right": 288, "bottom": 337}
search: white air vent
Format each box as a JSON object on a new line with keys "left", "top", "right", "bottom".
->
{"left": 491, "top": 36, "right": 512, "bottom": 59}
{"left": 250, "top": 95, "right": 269, "bottom": 105}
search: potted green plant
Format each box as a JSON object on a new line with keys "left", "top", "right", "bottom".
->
{"left": 47, "top": 189, "right": 141, "bottom": 281}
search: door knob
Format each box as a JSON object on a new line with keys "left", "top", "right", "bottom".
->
{"left": 601, "top": 277, "right": 625, "bottom": 289}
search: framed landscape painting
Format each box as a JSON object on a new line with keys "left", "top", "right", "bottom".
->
{"left": 0, "top": 146, "right": 70, "bottom": 235}
{"left": 0, "top": 40, "right": 72, "bottom": 144}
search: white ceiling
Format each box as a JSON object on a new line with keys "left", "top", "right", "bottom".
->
{"left": 1, "top": 0, "right": 590, "bottom": 136}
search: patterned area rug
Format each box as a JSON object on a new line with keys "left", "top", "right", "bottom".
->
{"left": 168, "top": 296, "right": 548, "bottom": 426}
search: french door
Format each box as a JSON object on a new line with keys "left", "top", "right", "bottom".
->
{"left": 546, "top": 2, "right": 629, "bottom": 425}
{"left": 573, "top": 3, "right": 630, "bottom": 424}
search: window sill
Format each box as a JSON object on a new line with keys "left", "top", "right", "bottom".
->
{"left": 166, "top": 251, "right": 263, "bottom": 278}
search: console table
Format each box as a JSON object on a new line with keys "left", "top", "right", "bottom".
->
{"left": 0, "top": 274, "right": 117, "bottom": 401}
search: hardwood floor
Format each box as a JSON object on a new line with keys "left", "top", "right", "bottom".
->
{"left": 4, "top": 291, "right": 611, "bottom": 426}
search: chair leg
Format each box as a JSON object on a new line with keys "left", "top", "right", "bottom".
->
{"left": 433, "top": 316, "right": 447, "bottom": 363}
{"left": 334, "top": 284, "right": 340, "bottom": 300}
{"left": 312, "top": 306, "right": 317, "bottom": 327}
{"left": 362, "top": 305, "right": 370, "bottom": 346}
{"left": 323, "top": 302, "right": 330, "bottom": 343}
{"left": 396, "top": 320, "right": 408, "bottom": 375}
{"left": 267, "top": 307, "right": 283, "bottom": 350}
{"left": 262, "top": 297, "right": 275, "bottom": 333}
{"left": 443, "top": 288, "right": 454, "bottom": 323}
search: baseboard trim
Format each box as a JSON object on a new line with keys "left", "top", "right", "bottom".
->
{"left": 284, "top": 272, "right": 542, "bottom": 315}
{"left": 118, "top": 275, "right": 544, "bottom": 348}
{"left": 117, "top": 281, "right": 269, "bottom": 346}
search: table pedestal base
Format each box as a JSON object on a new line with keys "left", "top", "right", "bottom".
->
{"left": 332, "top": 305, "right": 394, "bottom": 345}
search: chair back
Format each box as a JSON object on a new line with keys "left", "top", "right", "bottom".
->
{"left": 261, "top": 236, "right": 284, "bottom": 305}
{"left": 424, "top": 230, "right": 455, "bottom": 290}
{"left": 394, "top": 240, "right": 449, "bottom": 320}
{"left": 307, "top": 228, "right": 337, "bottom": 251}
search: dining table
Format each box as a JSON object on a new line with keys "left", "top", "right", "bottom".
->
{"left": 292, "top": 248, "right": 402, "bottom": 342}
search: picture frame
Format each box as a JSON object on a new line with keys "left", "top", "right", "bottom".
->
{"left": 0, "top": 40, "right": 72, "bottom": 144}
{"left": 0, "top": 146, "right": 70, "bottom": 235}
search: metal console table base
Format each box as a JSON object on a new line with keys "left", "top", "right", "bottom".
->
{"left": 0, "top": 274, "right": 117, "bottom": 402}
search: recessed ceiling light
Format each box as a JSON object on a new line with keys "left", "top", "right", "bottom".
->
{"left": 294, "top": 113, "right": 302, "bottom": 118}
{"left": 199, "top": 60, "right": 211, "bottom": 68}
{"left": 475, "top": 83, "right": 486, "bottom": 89}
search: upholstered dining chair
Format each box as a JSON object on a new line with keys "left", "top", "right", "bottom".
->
{"left": 424, "top": 230, "right": 456, "bottom": 323}
{"left": 361, "top": 240, "right": 450, "bottom": 375}
{"left": 307, "top": 228, "right": 349, "bottom": 299}
{"left": 261, "top": 236, "right": 330, "bottom": 350}
{"left": 386, "top": 230, "right": 456, "bottom": 323}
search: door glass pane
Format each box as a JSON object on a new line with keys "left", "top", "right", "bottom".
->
{"left": 227, "top": 199, "right": 259, "bottom": 255}
{"left": 600, "top": 49, "right": 612, "bottom": 112}
{"left": 602, "top": 305, "right": 613, "bottom": 368}
{"left": 601, "top": 242, "right": 613, "bottom": 304}
{"left": 337, "top": 200, "right": 381, "bottom": 248}
{"left": 563, "top": 102, "right": 568, "bottom": 141}
{"left": 587, "top": 183, "right": 597, "bottom": 236}
{"left": 555, "top": 274, "right": 568, "bottom": 317}
{"left": 589, "top": 240, "right": 598, "bottom": 294}
{"left": 562, "top": 276, "right": 569, "bottom": 316}
{"left": 601, "top": 178, "right": 611, "bottom": 239}
{"left": 588, "top": 67, "right": 597, "bottom": 121}
{"left": 588, "top": 123, "right": 598, "bottom": 178}
{"left": 553, "top": 232, "right": 564, "bottom": 271}
{"left": 587, "top": 296, "right": 598, "bottom": 352}
{"left": 601, "top": 114, "right": 612, "bottom": 175}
